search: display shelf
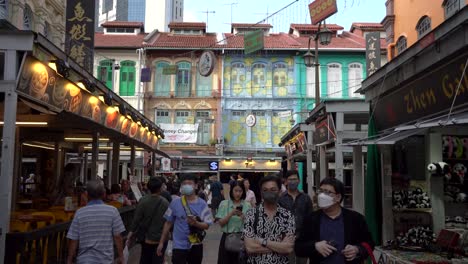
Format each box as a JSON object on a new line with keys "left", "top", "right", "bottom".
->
{"left": 393, "top": 208, "right": 432, "bottom": 213}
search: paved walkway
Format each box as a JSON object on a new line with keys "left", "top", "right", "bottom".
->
{"left": 127, "top": 224, "right": 223, "bottom": 264}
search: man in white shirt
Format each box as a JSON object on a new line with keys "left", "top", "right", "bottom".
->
{"left": 243, "top": 178, "right": 256, "bottom": 207}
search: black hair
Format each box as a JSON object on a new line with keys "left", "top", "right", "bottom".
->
{"left": 259, "top": 175, "right": 282, "bottom": 190}
{"left": 87, "top": 180, "right": 105, "bottom": 200}
{"left": 285, "top": 170, "right": 299, "bottom": 179}
{"left": 179, "top": 174, "right": 197, "bottom": 184}
{"left": 110, "top": 183, "right": 121, "bottom": 194}
{"left": 229, "top": 180, "right": 246, "bottom": 201}
{"left": 147, "top": 177, "right": 163, "bottom": 194}
{"left": 320, "top": 177, "right": 345, "bottom": 202}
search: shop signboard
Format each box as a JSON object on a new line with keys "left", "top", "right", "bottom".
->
{"left": 209, "top": 161, "right": 219, "bottom": 171}
{"left": 163, "top": 65, "right": 178, "bottom": 75}
{"left": 313, "top": 114, "right": 336, "bottom": 145}
{"left": 159, "top": 123, "right": 199, "bottom": 143}
{"left": 17, "top": 56, "right": 160, "bottom": 149}
{"left": 277, "top": 110, "right": 292, "bottom": 118}
{"left": 365, "top": 32, "right": 381, "bottom": 76}
{"left": 373, "top": 54, "right": 468, "bottom": 131}
{"left": 65, "top": 0, "right": 95, "bottom": 72}
{"left": 308, "top": 0, "right": 338, "bottom": 25}
{"left": 161, "top": 158, "right": 171, "bottom": 171}
{"left": 140, "top": 67, "right": 151, "bottom": 82}
{"left": 244, "top": 30, "right": 264, "bottom": 55}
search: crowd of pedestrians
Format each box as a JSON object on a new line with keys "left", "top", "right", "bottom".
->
{"left": 66, "top": 171, "right": 374, "bottom": 264}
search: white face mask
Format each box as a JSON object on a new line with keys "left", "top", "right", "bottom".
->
{"left": 317, "top": 193, "right": 335, "bottom": 209}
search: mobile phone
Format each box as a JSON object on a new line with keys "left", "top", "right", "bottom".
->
{"left": 236, "top": 205, "right": 243, "bottom": 211}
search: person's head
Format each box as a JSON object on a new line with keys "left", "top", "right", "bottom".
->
{"left": 243, "top": 178, "right": 250, "bottom": 190}
{"left": 121, "top": 179, "right": 130, "bottom": 192}
{"left": 230, "top": 181, "right": 246, "bottom": 201}
{"left": 318, "top": 177, "right": 345, "bottom": 209}
{"left": 179, "top": 174, "right": 197, "bottom": 196}
{"left": 237, "top": 173, "right": 244, "bottom": 179}
{"left": 259, "top": 175, "right": 282, "bottom": 205}
{"left": 285, "top": 170, "right": 300, "bottom": 192}
{"left": 110, "top": 184, "right": 121, "bottom": 194}
{"left": 147, "top": 177, "right": 163, "bottom": 194}
{"left": 230, "top": 174, "right": 237, "bottom": 180}
{"left": 87, "top": 179, "right": 106, "bottom": 200}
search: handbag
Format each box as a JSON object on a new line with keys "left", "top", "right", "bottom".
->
{"left": 224, "top": 200, "right": 244, "bottom": 253}
{"left": 135, "top": 196, "right": 163, "bottom": 243}
{"left": 361, "top": 242, "right": 378, "bottom": 264}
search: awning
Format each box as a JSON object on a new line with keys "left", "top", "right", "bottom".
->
{"left": 342, "top": 128, "right": 426, "bottom": 146}
{"left": 395, "top": 112, "right": 468, "bottom": 131}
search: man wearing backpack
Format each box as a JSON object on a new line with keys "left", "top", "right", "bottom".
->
{"left": 157, "top": 174, "right": 213, "bottom": 264}
{"left": 126, "top": 177, "right": 169, "bottom": 264}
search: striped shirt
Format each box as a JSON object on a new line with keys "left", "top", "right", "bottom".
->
{"left": 67, "top": 200, "right": 126, "bottom": 264}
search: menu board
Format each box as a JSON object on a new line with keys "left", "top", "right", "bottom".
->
{"left": 17, "top": 56, "right": 160, "bottom": 149}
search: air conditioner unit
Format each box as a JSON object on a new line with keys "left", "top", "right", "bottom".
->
{"left": 215, "top": 144, "right": 224, "bottom": 156}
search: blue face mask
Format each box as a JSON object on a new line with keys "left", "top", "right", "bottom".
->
{"left": 181, "top": 184, "right": 194, "bottom": 195}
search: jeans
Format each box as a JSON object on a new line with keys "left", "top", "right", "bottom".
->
{"left": 140, "top": 241, "right": 167, "bottom": 264}
{"left": 172, "top": 244, "right": 203, "bottom": 264}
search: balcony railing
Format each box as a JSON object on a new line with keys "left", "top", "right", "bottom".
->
{"left": 4, "top": 205, "right": 136, "bottom": 264}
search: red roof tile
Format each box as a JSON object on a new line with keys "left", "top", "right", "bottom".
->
{"left": 231, "top": 23, "right": 273, "bottom": 28}
{"left": 290, "top": 23, "right": 344, "bottom": 31}
{"left": 94, "top": 32, "right": 147, "bottom": 48}
{"left": 101, "top": 21, "right": 144, "bottom": 28}
{"left": 350, "top": 22, "right": 384, "bottom": 31}
{"left": 168, "top": 22, "right": 206, "bottom": 30}
{"left": 143, "top": 32, "right": 218, "bottom": 48}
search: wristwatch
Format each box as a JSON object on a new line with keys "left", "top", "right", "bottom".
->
{"left": 261, "top": 238, "right": 268, "bottom": 247}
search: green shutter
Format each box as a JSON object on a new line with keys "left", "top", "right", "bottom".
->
{"left": 106, "top": 67, "right": 112, "bottom": 89}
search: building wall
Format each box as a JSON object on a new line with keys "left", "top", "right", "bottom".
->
{"left": 150, "top": 0, "right": 183, "bottom": 32}
{"left": 3, "top": 0, "right": 66, "bottom": 48}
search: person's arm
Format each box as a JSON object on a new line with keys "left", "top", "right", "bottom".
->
{"left": 244, "top": 237, "right": 273, "bottom": 254}
{"left": 345, "top": 213, "right": 375, "bottom": 261}
{"left": 113, "top": 234, "right": 124, "bottom": 264}
{"left": 261, "top": 235, "right": 294, "bottom": 255}
{"left": 66, "top": 239, "right": 78, "bottom": 264}
{"left": 126, "top": 202, "right": 145, "bottom": 245}
{"left": 242, "top": 208, "right": 272, "bottom": 254}
{"left": 295, "top": 213, "right": 320, "bottom": 259}
{"left": 219, "top": 182, "right": 225, "bottom": 199}
{"left": 157, "top": 221, "right": 173, "bottom": 256}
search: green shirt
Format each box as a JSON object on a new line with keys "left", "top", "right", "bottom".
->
{"left": 216, "top": 200, "right": 251, "bottom": 233}
{"left": 130, "top": 194, "right": 169, "bottom": 242}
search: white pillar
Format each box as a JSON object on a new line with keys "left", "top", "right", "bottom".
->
{"left": 335, "top": 113, "right": 344, "bottom": 182}
{"left": 380, "top": 146, "right": 394, "bottom": 242}
{"left": 352, "top": 146, "right": 364, "bottom": 214}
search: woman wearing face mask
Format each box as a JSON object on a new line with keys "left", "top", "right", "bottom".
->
{"left": 243, "top": 175, "right": 295, "bottom": 264}
{"left": 295, "top": 177, "right": 375, "bottom": 264}
{"left": 216, "top": 181, "right": 251, "bottom": 264}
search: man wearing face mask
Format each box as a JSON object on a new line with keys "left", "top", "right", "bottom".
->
{"left": 157, "top": 174, "right": 213, "bottom": 264}
{"left": 295, "top": 177, "right": 374, "bottom": 264}
{"left": 278, "top": 170, "right": 313, "bottom": 264}
{"left": 243, "top": 175, "right": 295, "bottom": 264}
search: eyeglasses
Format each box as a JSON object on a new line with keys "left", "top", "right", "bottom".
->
{"left": 262, "top": 188, "right": 279, "bottom": 192}
{"left": 317, "top": 189, "right": 336, "bottom": 195}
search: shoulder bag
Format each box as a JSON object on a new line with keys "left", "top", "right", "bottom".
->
{"left": 224, "top": 200, "right": 244, "bottom": 253}
{"left": 181, "top": 195, "right": 206, "bottom": 244}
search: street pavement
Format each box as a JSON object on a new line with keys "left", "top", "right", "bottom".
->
{"left": 127, "top": 223, "right": 223, "bottom": 264}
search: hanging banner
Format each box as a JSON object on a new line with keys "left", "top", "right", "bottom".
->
{"left": 65, "top": 0, "right": 95, "bottom": 72}
{"left": 366, "top": 32, "right": 381, "bottom": 76}
{"left": 160, "top": 123, "right": 199, "bottom": 143}
{"left": 244, "top": 30, "right": 264, "bottom": 54}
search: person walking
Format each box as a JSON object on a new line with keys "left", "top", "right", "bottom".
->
{"left": 66, "top": 179, "right": 125, "bottom": 264}
{"left": 210, "top": 177, "right": 224, "bottom": 214}
{"left": 278, "top": 170, "right": 313, "bottom": 264}
{"left": 243, "top": 176, "right": 295, "bottom": 264}
{"left": 243, "top": 178, "right": 257, "bottom": 207}
{"left": 295, "top": 177, "right": 374, "bottom": 264}
{"left": 157, "top": 174, "right": 213, "bottom": 264}
{"left": 126, "top": 177, "right": 169, "bottom": 264}
{"left": 216, "top": 181, "right": 251, "bottom": 264}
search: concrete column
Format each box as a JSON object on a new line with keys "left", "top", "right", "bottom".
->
{"left": 83, "top": 152, "right": 89, "bottom": 181}
{"left": 106, "top": 149, "right": 112, "bottom": 186}
{"left": 380, "top": 146, "right": 394, "bottom": 242}
{"left": 0, "top": 49, "right": 19, "bottom": 262}
{"left": 428, "top": 133, "right": 444, "bottom": 234}
{"left": 91, "top": 132, "right": 99, "bottom": 179}
{"left": 352, "top": 146, "right": 364, "bottom": 214}
{"left": 130, "top": 144, "right": 136, "bottom": 176}
{"left": 111, "top": 142, "right": 120, "bottom": 184}
{"left": 320, "top": 146, "right": 327, "bottom": 180}
{"left": 335, "top": 113, "right": 344, "bottom": 182}
{"left": 306, "top": 130, "right": 315, "bottom": 196}
{"left": 151, "top": 152, "right": 156, "bottom": 177}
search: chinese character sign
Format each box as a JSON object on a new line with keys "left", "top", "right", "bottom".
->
{"left": 65, "top": 0, "right": 95, "bottom": 72}
{"left": 365, "top": 32, "right": 381, "bottom": 76}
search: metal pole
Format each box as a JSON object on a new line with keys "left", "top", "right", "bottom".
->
{"left": 314, "top": 23, "right": 322, "bottom": 180}
{"left": 0, "top": 50, "right": 19, "bottom": 262}
{"left": 112, "top": 141, "right": 120, "bottom": 184}
{"left": 91, "top": 132, "right": 99, "bottom": 179}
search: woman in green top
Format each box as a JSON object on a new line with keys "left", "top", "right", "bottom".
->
{"left": 216, "top": 181, "right": 251, "bottom": 264}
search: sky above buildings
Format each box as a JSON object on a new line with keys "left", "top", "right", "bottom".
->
{"left": 184, "top": 0, "right": 387, "bottom": 33}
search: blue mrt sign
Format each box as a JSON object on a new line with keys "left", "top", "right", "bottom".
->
{"left": 209, "top": 161, "right": 219, "bottom": 171}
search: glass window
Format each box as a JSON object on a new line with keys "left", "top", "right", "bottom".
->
{"left": 251, "top": 63, "right": 266, "bottom": 97}
{"left": 119, "top": 60, "right": 136, "bottom": 96}
{"left": 306, "top": 65, "right": 318, "bottom": 98}
{"left": 273, "top": 63, "right": 288, "bottom": 97}
{"left": 98, "top": 60, "right": 113, "bottom": 89}
{"left": 176, "top": 61, "right": 191, "bottom": 97}
{"left": 196, "top": 71, "right": 212, "bottom": 97}
{"left": 227, "top": 110, "right": 246, "bottom": 146}
{"left": 154, "top": 61, "right": 171, "bottom": 96}
{"left": 0, "top": 0, "right": 8, "bottom": 19}
{"left": 231, "top": 63, "right": 246, "bottom": 96}
{"left": 175, "top": 110, "right": 190, "bottom": 123}
{"left": 44, "top": 21, "right": 50, "bottom": 38}
{"left": 196, "top": 111, "right": 212, "bottom": 145}
{"left": 396, "top": 36, "right": 407, "bottom": 55}
{"left": 348, "top": 63, "right": 363, "bottom": 97}
{"left": 23, "top": 4, "right": 32, "bottom": 30}
{"left": 251, "top": 110, "right": 269, "bottom": 146}
{"left": 272, "top": 111, "right": 292, "bottom": 145}
{"left": 155, "top": 110, "right": 170, "bottom": 124}
{"left": 444, "top": 0, "right": 460, "bottom": 18}
{"left": 196, "top": 111, "right": 211, "bottom": 118}
{"left": 327, "top": 63, "right": 342, "bottom": 98}
{"left": 416, "top": 16, "right": 431, "bottom": 39}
